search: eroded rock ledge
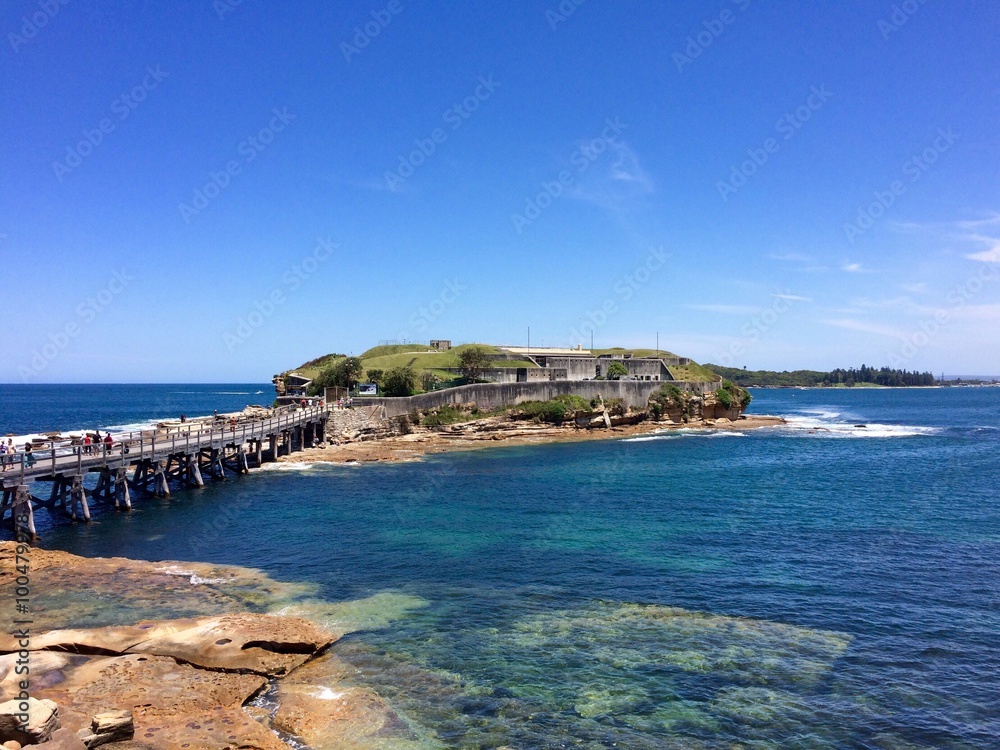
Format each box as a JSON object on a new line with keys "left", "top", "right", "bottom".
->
{"left": 0, "top": 544, "right": 425, "bottom": 750}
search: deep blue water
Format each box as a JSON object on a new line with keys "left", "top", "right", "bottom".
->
{"left": 4, "top": 385, "right": 1000, "bottom": 748}
{"left": 0, "top": 383, "right": 273, "bottom": 435}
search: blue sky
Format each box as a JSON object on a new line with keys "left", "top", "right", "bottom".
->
{"left": 2, "top": 0, "right": 998, "bottom": 382}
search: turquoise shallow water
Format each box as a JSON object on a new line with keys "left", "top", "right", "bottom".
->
{"left": 5, "top": 386, "right": 1000, "bottom": 748}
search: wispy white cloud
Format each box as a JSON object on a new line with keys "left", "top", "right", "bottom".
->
{"left": 684, "top": 303, "right": 758, "bottom": 315}
{"left": 955, "top": 213, "right": 1000, "bottom": 230}
{"left": 609, "top": 142, "right": 654, "bottom": 191}
{"left": 965, "top": 234, "right": 1000, "bottom": 263}
{"left": 901, "top": 282, "right": 929, "bottom": 294}
{"left": 842, "top": 262, "right": 864, "bottom": 273}
{"left": 890, "top": 212, "right": 1000, "bottom": 263}
{"left": 569, "top": 141, "right": 654, "bottom": 213}
{"left": 848, "top": 296, "right": 913, "bottom": 310}
{"left": 947, "top": 303, "right": 1000, "bottom": 320}
{"left": 821, "top": 318, "right": 906, "bottom": 339}
{"left": 772, "top": 292, "right": 812, "bottom": 302}
{"left": 768, "top": 252, "right": 812, "bottom": 262}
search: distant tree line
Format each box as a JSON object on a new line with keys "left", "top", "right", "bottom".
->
{"left": 706, "top": 364, "right": 936, "bottom": 388}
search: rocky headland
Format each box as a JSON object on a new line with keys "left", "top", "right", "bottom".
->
{"left": 281, "top": 390, "right": 783, "bottom": 466}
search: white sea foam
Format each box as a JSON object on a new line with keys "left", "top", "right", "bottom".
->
{"left": 155, "top": 565, "right": 234, "bottom": 585}
{"left": 779, "top": 414, "right": 937, "bottom": 438}
{"left": 256, "top": 461, "right": 330, "bottom": 472}
{"left": 622, "top": 429, "right": 746, "bottom": 443}
{"left": 621, "top": 434, "right": 681, "bottom": 443}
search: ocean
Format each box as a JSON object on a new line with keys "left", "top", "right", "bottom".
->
{"left": 2, "top": 384, "right": 998, "bottom": 749}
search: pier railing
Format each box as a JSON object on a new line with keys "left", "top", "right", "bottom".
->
{"left": 1, "top": 404, "right": 327, "bottom": 485}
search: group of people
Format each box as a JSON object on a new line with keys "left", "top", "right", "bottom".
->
{"left": 82, "top": 431, "right": 115, "bottom": 454}
{"left": 0, "top": 438, "right": 18, "bottom": 470}
{"left": 0, "top": 431, "right": 118, "bottom": 472}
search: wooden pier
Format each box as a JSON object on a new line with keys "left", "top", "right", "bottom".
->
{"left": 0, "top": 404, "right": 327, "bottom": 540}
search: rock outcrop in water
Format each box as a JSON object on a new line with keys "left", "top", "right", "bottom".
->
{"left": 0, "top": 613, "right": 334, "bottom": 749}
{"left": 0, "top": 543, "right": 428, "bottom": 750}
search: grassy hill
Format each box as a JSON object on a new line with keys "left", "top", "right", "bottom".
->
{"left": 283, "top": 344, "right": 720, "bottom": 390}
{"left": 668, "top": 362, "right": 721, "bottom": 382}
{"left": 286, "top": 343, "right": 538, "bottom": 384}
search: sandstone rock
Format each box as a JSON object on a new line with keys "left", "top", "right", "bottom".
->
{"left": 0, "top": 696, "right": 59, "bottom": 744}
{"left": 24, "top": 614, "right": 334, "bottom": 676}
{"left": 274, "top": 652, "right": 419, "bottom": 750}
{"left": 132, "top": 705, "right": 287, "bottom": 750}
{"left": 35, "top": 654, "right": 264, "bottom": 721}
{"left": 0, "top": 652, "right": 71, "bottom": 702}
{"left": 40, "top": 727, "right": 85, "bottom": 749}
{"left": 0, "top": 544, "right": 317, "bottom": 639}
{"left": 1, "top": 739, "right": 21, "bottom": 750}
{"left": 19, "top": 653, "right": 270, "bottom": 749}
{"left": 125, "top": 614, "right": 334, "bottom": 675}
{"left": 76, "top": 710, "right": 133, "bottom": 747}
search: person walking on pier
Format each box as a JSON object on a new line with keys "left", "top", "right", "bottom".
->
{"left": 103, "top": 432, "right": 114, "bottom": 452}
{"left": 23, "top": 442, "right": 35, "bottom": 469}
{"left": 83, "top": 434, "right": 92, "bottom": 454}
{"left": 0, "top": 440, "right": 8, "bottom": 471}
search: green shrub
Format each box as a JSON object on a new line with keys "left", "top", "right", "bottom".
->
{"left": 606, "top": 361, "right": 628, "bottom": 380}
{"left": 649, "top": 383, "right": 686, "bottom": 411}
{"left": 552, "top": 394, "right": 591, "bottom": 412}
{"left": 421, "top": 405, "right": 469, "bottom": 427}
{"left": 716, "top": 388, "right": 733, "bottom": 409}
{"left": 518, "top": 400, "right": 568, "bottom": 424}
{"left": 715, "top": 378, "right": 751, "bottom": 410}
{"left": 382, "top": 366, "right": 418, "bottom": 397}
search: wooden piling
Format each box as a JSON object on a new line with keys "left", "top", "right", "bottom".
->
{"left": 114, "top": 468, "right": 132, "bottom": 510}
{"left": 72, "top": 474, "right": 91, "bottom": 521}
{"left": 186, "top": 454, "right": 204, "bottom": 488}
{"left": 153, "top": 460, "right": 170, "bottom": 497}
{"left": 14, "top": 485, "right": 37, "bottom": 539}
{"left": 94, "top": 467, "right": 112, "bottom": 501}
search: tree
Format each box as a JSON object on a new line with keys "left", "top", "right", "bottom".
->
{"left": 458, "top": 346, "right": 492, "bottom": 382}
{"left": 309, "top": 364, "right": 341, "bottom": 396}
{"left": 365, "top": 369, "right": 384, "bottom": 388}
{"left": 606, "top": 361, "right": 628, "bottom": 380}
{"left": 382, "top": 366, "right": 417, "bottom": 397}
{"left": 307, "top": 356, "right": 364, "bottom": 395}
{"left": 340, "top": 357, "right": 364, "bottom": 391}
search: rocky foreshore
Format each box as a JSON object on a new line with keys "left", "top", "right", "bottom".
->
{"left": 278, "top": 412, "right": 787, "bottom": 466}
{"left": 0, "top": 545, "right": 429, "bottom": 749}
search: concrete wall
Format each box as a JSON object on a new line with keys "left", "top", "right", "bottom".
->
{"left": 435, "top": 367, "right": 565, "bottom": 384}
{"left": 541, "top": 357, "right": 601, "bottom": 380}
{"left": 623, "top": 359, "right": 667, "bottom": 379}
{"left": 352, "top": 379, "right": 720, "bottom": 418}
